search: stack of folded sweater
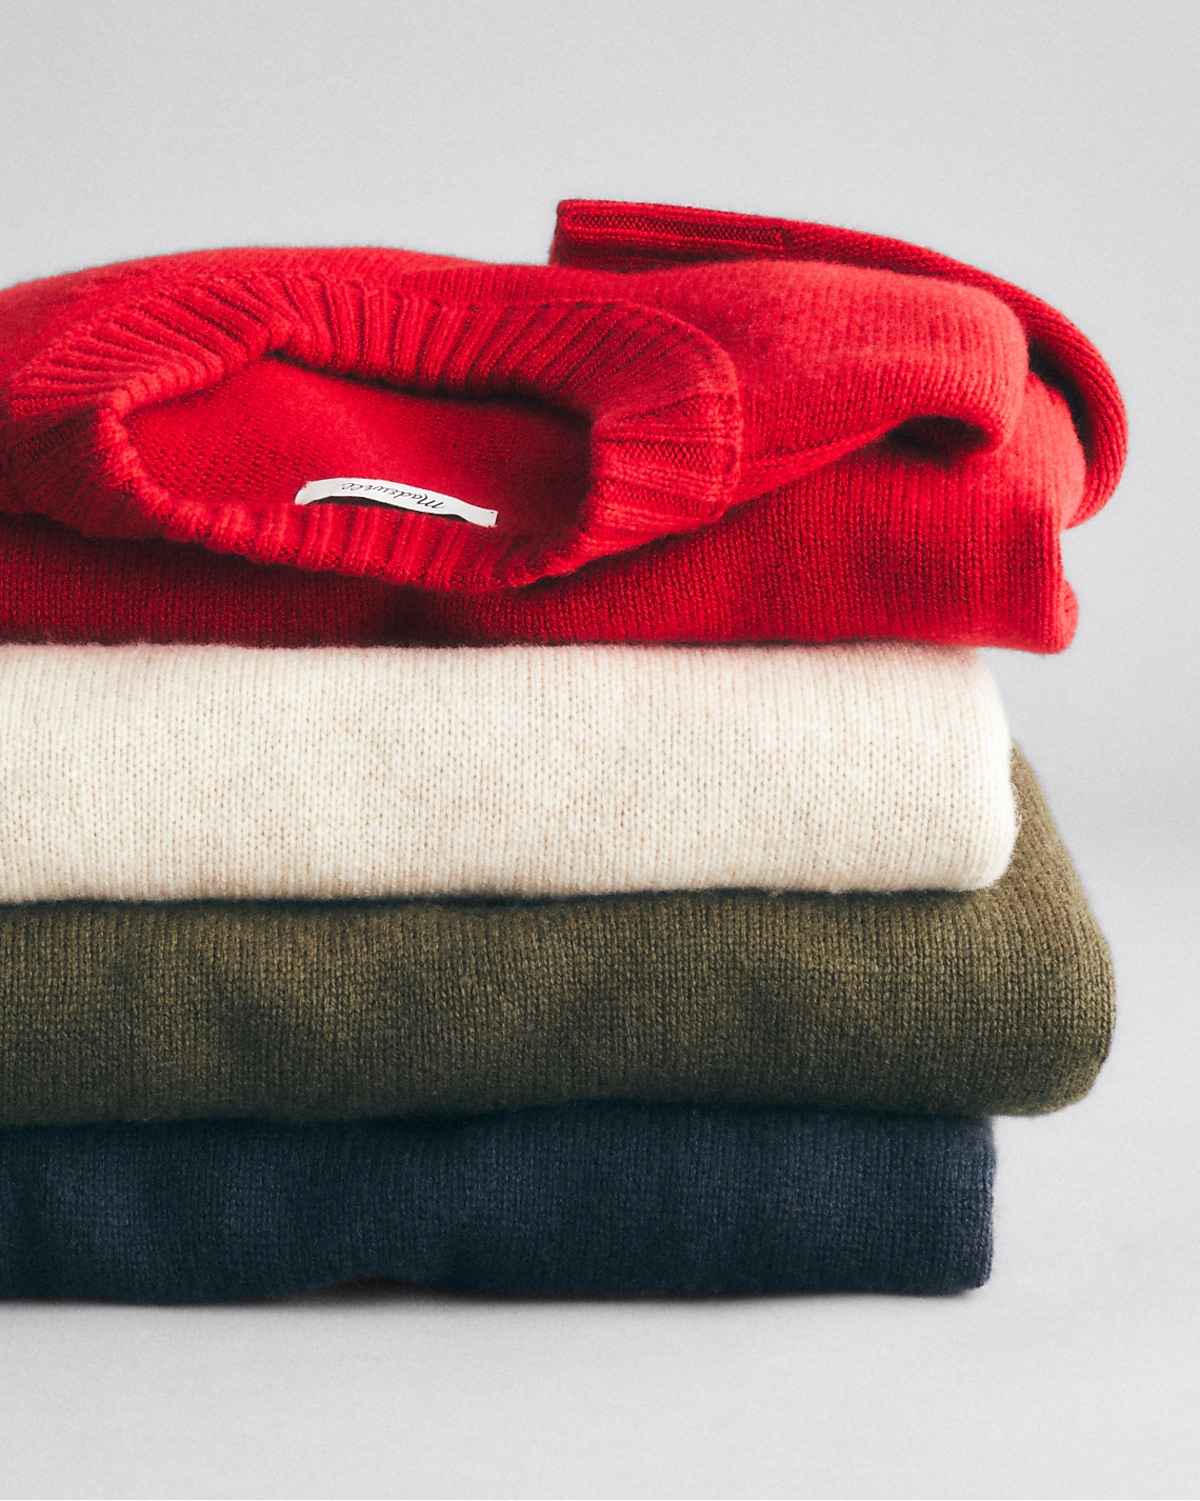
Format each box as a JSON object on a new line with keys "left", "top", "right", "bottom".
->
{"left": 0, "top": 198, "right": 1121, "bottom": 1300}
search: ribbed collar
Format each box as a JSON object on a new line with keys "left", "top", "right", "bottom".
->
{"left": 7, "top": 266, "right": 743, "bottom": 590}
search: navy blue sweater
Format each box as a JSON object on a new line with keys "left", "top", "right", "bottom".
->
{"left": 0, "top": 1104, "right": 993, "bottom": 1299}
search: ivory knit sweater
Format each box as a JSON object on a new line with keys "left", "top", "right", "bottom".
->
{"left": 0, "top": 642, "right": 1014, "bottom": 901}
{"left": 0, "top": 753, "right": 1111, "bottom": 1125}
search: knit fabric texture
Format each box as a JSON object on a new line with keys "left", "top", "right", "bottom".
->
{"left": 0, "top": 1105, "right": 995, "bottom": 1299}
{"left": 549, "top": 198, "right": 1126, "bottom": 525}
{"left": 0, "top": 642, "right": 1015, "bottom": 901}
{"left": 0, "top": 212, "right": 1123, "bottom": 651}
{"left": 0, "top": 751, "right": 1112, "bottom": 1126}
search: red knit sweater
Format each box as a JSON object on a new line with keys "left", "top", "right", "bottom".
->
{"left": 0, "top": 201, "right": 1124, "bottom": 648}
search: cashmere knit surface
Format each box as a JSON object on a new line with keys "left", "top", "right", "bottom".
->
{"left": 0, "top": 641, "right": 1015, "bottom": 901}
{"left": 0, "top": 207, "right": 1124, "bottom": 651}
{"left": 0, "top": 751, "right": 1112, "bottom": 1126}
{"left": 549, "top": 198, "right": 1127, "bottom": 524}
{"left": 0, "top": 1105, "right": 995, "bottom": 1299}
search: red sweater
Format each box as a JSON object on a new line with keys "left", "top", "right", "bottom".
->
{"left": 0, "top": 201, "right": 1124, "bottom": 648}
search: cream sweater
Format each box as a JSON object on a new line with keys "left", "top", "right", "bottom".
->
{"left": 0, "top": 643, "right": 1015, "bottom": 900}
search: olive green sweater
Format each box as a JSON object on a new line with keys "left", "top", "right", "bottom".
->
{"left": 0, "top": 753, "right": 1111, "bottom": 1124}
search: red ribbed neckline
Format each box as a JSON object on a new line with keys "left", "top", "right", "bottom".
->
{"left": 8, "top": 269, "right": 743, "bottom": 590}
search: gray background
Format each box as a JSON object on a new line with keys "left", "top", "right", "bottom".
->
{"left": 0, "top": 2, "right": 1197, "bottom": 1496}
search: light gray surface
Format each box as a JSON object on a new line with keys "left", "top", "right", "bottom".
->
{"left": 0, "top": 3, "right": 1197, "bottom": 1496}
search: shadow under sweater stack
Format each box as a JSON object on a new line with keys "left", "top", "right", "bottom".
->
{"left": 0, "top": 198, "right": 1123, "bottom": 1299}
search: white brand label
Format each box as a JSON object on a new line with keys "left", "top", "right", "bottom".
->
{"left": 294, "top": 477, "right": 497, "bottom": 527}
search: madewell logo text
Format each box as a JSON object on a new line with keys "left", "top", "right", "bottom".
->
{"left": 295, "top": 478, "right": 498, "bottom": 527}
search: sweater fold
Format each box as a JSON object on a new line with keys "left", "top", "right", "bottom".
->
{"left": 549, "top": 197, "right": 1125, "bottom": 525}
